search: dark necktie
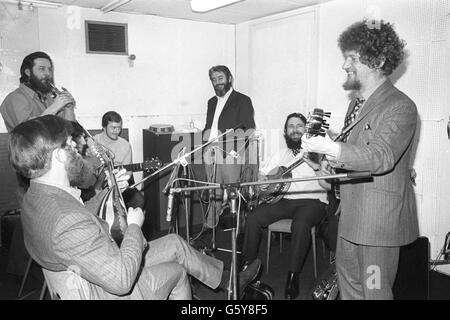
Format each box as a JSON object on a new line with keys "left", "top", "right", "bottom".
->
{"left": 341, "top": 98, "right": 365, "bottom": 142}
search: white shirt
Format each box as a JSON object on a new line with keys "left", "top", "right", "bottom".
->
{"left": 209, "top": 88, "right": 233, "bottom": 141}
{"left": 260, "top": 147, "right": 328, "bottom": 203}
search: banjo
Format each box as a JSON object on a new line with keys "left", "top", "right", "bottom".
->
{"left": 255, "top": 109, "right": 330, "bottom": 206}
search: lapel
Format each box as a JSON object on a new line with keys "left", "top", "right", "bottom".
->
{"left": 210, "top": 96, "right": 218, "bottom": 117}
{"left": 220, "top": 90, "right": 237, "bottom": 117}
{"left": 336, "top": 79, "right": 393, "bottom": 141}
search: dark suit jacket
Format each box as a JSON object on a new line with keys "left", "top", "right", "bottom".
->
{"left": 203, "top": 89, "right": 255, "bottom": 140}
{"left": 331, "top": 79, "right": 419, "bottom": 246}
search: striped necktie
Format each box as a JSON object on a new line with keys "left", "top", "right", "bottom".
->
{"left": 334, "top": 98, "right": 365, "bottom": 200}
{"left": 340, "top": 98, "right": 365, "bottom": 142}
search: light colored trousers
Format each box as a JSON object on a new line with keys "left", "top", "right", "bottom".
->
{"left": 139, "top": 233, "right": 224, "bottom": 299}
{"left": 336, "top": 236, "right": 399, "bottom": 300}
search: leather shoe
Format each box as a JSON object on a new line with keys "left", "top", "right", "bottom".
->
{"left": 219, "top": 259, "right": 262, "bottom": 297}
{"left": 285, "top": 271, "right": 300, "bottom": 300}
{"left": 238, "top": 258, "right": 261, "bottom": 294}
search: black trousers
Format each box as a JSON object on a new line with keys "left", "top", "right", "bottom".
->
{"left": 243, "top": 198, "right": 327, "bottom": 272}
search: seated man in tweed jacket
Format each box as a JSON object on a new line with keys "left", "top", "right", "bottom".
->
{"left": 8, "top": 115, "right": 260, "bottom": 299}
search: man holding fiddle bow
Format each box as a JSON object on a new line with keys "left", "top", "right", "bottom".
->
{"left": 241, "top": 112, "right": 330, "bottom": 300}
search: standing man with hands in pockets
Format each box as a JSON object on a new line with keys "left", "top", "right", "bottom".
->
{"left": 301, "top": 19, "right": 419, "bottom": 300}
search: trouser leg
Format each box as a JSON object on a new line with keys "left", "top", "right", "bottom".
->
{"left": 359, "top": 244, "right": 399, "bottom": 300}
{"left": 336, "top": 236, "right": 400, "bottom": 300}
{"left": 144, "top": 234, "right": 223, "bottom": 289}
{"left": 139, "top": 262, "right": 191, "bottom": 300}
{"left": 289, "top": 199, "right": 327, "bottom": 272}
{"left": 242, "top": 201, "right": 291, "bottom": 263}
{"left": 336, "top": 236, "right": 365, "bottom": 300}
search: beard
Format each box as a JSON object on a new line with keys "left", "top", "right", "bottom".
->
{"left": 64, "top": 148, "right": 91, "bottom": 187}
{"left": 343, "top": 74, "right": 362, "bottom": 91}
{"left": 29, "top": 71, "right": 53, "bottom": 94}
{"left": 284, "top": 132, "right": 302, "bottom": 150}
{"left": 214, "top": 80, "right": 232, "bottom": 97}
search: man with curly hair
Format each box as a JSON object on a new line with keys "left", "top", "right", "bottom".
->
{"left": 302, "top": 20, "right": 418, "bottom": 299}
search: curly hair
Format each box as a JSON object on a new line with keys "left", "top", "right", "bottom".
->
{"left": 338, "top": 20, "right": 405, "bottom": 76}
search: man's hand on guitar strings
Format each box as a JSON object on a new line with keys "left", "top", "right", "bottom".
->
{"left": 302, "top": 152, "right": 320, "bottom": 171}
{"left": 301, "top": 133, "right": 340, "bottom": 158}
{"left": 104, "top": 168, "right": 130, "bottom": 192}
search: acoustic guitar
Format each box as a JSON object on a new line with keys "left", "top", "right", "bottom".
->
{"left": 255, "top": 108, "right": 330, "bottom": 206}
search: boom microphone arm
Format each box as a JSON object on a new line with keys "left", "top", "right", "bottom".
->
{"left": 170, "top": 171, "right": 372, "bottom": 194}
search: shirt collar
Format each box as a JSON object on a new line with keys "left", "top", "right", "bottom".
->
{"left": 33, "top": 180, "right": 82, "bottom": 202}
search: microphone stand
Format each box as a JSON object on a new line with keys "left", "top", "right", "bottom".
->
{"left": 128, "top": 128, "right": 235, "bottom": 190}
{"left": 169, "top": 170, "right": 372, "bottom": 300}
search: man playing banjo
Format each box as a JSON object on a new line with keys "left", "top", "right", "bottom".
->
{"left": 241, "top": 112, "right": 330, "bottom": 300}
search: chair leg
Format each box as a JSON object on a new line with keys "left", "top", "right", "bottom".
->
{"left": 311, "top": 228, "right": 317, "bottom": 279}
{"left": 266, "top": 229, "right": 271, "bottom": 275}
{"left": 18, "top": 256, "right": 33, "bottom": 297}
{"left": 279, "top": 233, "right": 283, "bottom": 253}
{"left": 322, "top": 240, "right": 327, "bottom": 260}
{"left": 39, "top": 281, "right": 47, "bottom": 300}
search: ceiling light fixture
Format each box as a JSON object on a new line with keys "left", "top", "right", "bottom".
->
{"left": 0, "top": 0, "right": 62, "bottom": 9}
{"left": 100, "top": 0, "right": 132, "bottom": 13}
{"left": 190, "top": 0, "right": 244, "bottom": 13}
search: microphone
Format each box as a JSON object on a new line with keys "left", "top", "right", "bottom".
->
{"left": 166, "top": 188, "right": 175, "bottom": 222}
{"left": 346, "top": 171, "right": 372, "bottom": 179}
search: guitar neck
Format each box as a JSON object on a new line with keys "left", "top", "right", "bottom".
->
{"left": 117, "top": 163, "right": 142, "bottom": 172}
{"left": 283, "top": 157, "right": 305, "bottom": 175}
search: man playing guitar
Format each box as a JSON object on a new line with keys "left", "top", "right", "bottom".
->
{"left": 241, "top": 112, "right": 331, "bottom": 300}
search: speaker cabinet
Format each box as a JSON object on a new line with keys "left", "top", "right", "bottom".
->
{"left": 393, "top": 236, "right": 430, "bottom": 300}
{"left": 142, "top": 130, "right": 205, "bottom": 239}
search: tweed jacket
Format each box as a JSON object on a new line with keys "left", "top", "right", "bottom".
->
{"left": 21, "top": 182, "right": 150, "bottom": 299}
{"left": 331, "top": 79, "right": 419, "bottom": 246}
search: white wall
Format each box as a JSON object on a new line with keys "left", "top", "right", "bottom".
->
{"left": 0, "top": 4, "right": 235, "bottom": 184}
{"left": 0, "top": 4, "right": 235, "bottom": 162}
{"left": 236, "top": 0, "right": 450, "bottom": 274}
{"left": 236, "top": 7, "right": 319, "bottom": 160}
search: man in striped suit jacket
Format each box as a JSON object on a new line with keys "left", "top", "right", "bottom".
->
{"left": 8, "top": 115, "right": 261, "bottom": 299}
{"left": 302, "top": 20, "right": 419, "bottom": 299}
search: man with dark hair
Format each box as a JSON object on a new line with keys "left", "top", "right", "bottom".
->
{"left": 0, "top": 51, "right": 76, "bottom": 278}
{"left": 9, "top": 115, "right": 261, "bottom": 300}
{"left": 1, "top": 51, "right": 75, "bottom": 133}
{"left": 302, "top": 20, "right": 418, "bottom": 299}
{"left": 203, "top": 65, "right": 256, "bottom": 227}
{"left": 92, "top": 111, "right": 144, "bottom": 210}
{"left": 242, "top": 113, "right": 330, "bottom": 300}
{"left": 94, "top": 111, "right": 131, "bottom": 167}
